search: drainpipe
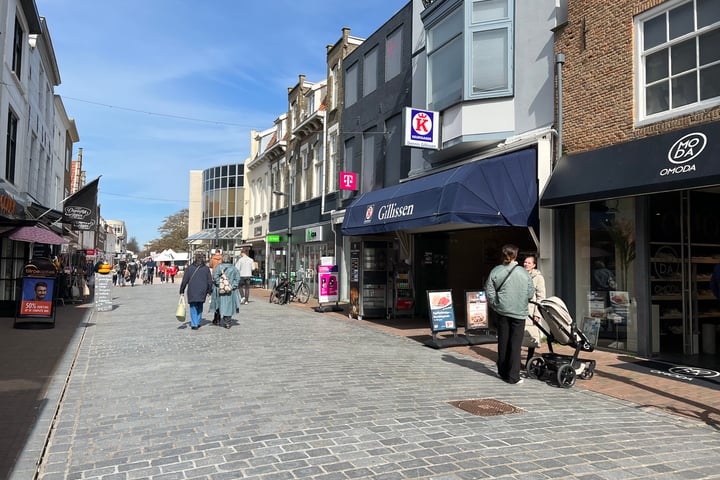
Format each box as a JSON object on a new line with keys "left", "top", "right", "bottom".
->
{"left": 320, "top": 110, "right": 329, "bottom": 215}
{"left": 555, "top": 53, "right": 565, "bottom": 166}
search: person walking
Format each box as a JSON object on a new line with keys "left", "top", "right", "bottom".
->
{"left": 485, "top": 244, "right": 535, "bottom": 385}
{"left": 209, "top": 246, "right": 224, "bottom": 324}
{"left": 235, "top": 249, "right": 254, "bottom": 304}
{"left": 179, "top": 253, "right": 213, "bottom": 330}
{"left": 212, "top": 254, "right": 241, "bottom": 329}
{"left": 522, "top": 254, "right": 546, "bottom": 367}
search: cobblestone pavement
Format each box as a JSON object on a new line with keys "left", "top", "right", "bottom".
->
{"left": 10, "top": 281, "right": 720, "bottom": 479}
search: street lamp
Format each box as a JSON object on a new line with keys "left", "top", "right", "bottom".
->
{"left": 272, "top": 188, "right": 292, "bottom": 282}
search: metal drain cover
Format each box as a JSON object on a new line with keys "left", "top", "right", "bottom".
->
{"left": 448, "top": 398, "right": 525, "bottom": 416}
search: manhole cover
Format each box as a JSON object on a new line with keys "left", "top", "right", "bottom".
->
{"left": 448, "top": 398, "right": 525, "bottom": 416}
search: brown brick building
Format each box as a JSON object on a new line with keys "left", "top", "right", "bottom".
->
{"left": 541, "top": 0, "right": 720, "bottom": 367}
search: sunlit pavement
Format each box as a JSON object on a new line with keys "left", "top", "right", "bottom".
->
{"left": 6, "top": 280, "right": 720, "bottom": 479}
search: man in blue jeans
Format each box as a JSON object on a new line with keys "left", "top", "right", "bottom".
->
{"left": 485, "top": 244, "right": 535, "bottom": 385}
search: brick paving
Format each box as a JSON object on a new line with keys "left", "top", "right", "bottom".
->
{"left": 3, "top": 281, "right": 719, "bottom": 479}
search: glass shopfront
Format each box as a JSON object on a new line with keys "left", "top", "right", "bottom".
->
{"left": 574, "top": 198, "right": 637, "bottom": 352}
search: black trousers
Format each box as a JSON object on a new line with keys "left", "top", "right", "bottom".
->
{"left": 496, "top": 314, "right": 525, "bottom": 383}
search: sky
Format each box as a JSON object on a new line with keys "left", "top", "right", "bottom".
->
{"left": 35, "top": 0, "right": 409, "bottom": 248}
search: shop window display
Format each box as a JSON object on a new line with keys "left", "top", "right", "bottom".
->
{"left": 576, "top": 199, "right": 637, "bottom": 351}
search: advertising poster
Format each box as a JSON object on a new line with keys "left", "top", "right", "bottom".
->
{"left": 428, "top": 290, "right": 456, "bottom": 332}
{"left": 19, "top": 277, "right": 55, "bottom": 317}
{"left": 581, "top": 317, "right": 601, "bottom": 347}
{"left": 465, "top": 291, "right": 488, "bottom": 330}
{"left": 318, "top": 265, "right": 339, "bottom": 303}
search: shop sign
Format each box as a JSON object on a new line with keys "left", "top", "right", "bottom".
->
{"left": 659, "top": 132, "right": 707, "bottom": 177}
{"left": 465, "top": 291, "right": 488, "bottom": 330}
{"left": 404, "top": 107, "right": 439, "bottom": 149}
{"left": 306, "top": 226, "right": 322, "bottom": 242}
{"left": 340, "top": 171, "right": 357, "bottom": 190}
{"left": 428, "top": 290, "right": 456, "bottom": 332}
{"left": 267, "top": 235, "right": 281, "bottom": 243}
{"left": 318, "top": 264, "right": 338, "bottom": 303}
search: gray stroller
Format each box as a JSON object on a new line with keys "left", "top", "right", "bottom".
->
{"left": 526, "top": 296, "right": 596, "bottom": 388}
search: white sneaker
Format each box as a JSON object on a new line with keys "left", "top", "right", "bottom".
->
{"left": 511, "top": 378, "right": 524, "bottom": 385}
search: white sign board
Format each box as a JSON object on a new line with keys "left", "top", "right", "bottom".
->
{"left": 403, "top": 107, "right": 440, "bottom": 149}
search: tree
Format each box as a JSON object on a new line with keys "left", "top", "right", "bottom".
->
{"left": 126, "top": 236, "right": 140, "bottom": 254}
{"left": 145, "top": 209, "right": 189, "bottom": 253}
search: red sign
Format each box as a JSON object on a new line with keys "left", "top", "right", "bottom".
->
{"left": 86, "top": 249, "right": 96, "bottom": 255}
{"left": 339, "top": 171, "right": 357, "bottom": 191}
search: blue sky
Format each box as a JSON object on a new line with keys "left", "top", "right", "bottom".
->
{"left": 35, "top": 0, "right": 408, "bottom": 248}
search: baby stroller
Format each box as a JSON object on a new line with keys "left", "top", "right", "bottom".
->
{"left": 526, "top": 296, "right": 596, "bottom": 388}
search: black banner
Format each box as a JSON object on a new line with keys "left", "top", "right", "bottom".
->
{"left": 63, "top": 177, "right": 99, "bottom": 231}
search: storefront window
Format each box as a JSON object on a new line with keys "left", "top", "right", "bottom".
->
{"left": 575, "top": 198, "right": 637, "bottom": 351}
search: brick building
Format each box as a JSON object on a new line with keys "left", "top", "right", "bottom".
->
{"left": 542, "top": 0, "right": 720, "bottom": 366}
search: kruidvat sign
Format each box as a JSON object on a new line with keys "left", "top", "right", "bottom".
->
{"left": 404, "top": 107, "right": 439, "bottom": 149}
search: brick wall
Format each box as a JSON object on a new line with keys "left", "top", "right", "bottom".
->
{"left": 555, "top": 0, "right": 720, "bottom": 155}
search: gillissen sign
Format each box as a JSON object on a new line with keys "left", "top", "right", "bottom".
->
{"left": 364, "top": 202, "right": 415, "bottom": 224}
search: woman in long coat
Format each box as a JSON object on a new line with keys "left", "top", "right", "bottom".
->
{"left": 179, "top": 253, "right": 213, "bottom": 330}
{"left": 212, "top": 254, "right": 241, "bottom": 329}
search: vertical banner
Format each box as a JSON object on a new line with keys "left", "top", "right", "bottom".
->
{"left": 428, "top": 290, "right": 456, "bottom": 332}
{"left": 465, "top": 291, "right": 488, "bottom": 330}
{"left": 63, "top": 177, "right": 100, "bottom": 231}
{"left": 349, "top": 243, "right": 360, "bottom": 318}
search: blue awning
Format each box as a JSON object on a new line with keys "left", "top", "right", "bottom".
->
{"left": 341, "top": 148, "right": 538, "bottom": 236}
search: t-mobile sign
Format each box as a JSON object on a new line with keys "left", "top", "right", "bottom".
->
{"left": 339, "top": 171, "right": 357, "bottom": 190}
{"left": 404, "top": 107, "right": 440, "bottom": 149}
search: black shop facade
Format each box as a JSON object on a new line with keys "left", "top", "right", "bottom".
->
{"left": 541, "top": 121, "right": 720, "bottom": 370}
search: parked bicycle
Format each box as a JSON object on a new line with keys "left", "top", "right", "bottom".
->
{"left": 269, "top": 271, "right": 310, "bottom": 304}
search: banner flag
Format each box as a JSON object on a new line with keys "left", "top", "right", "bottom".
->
{"left": 63, "top": 177, "right": 99, "bottom": 231}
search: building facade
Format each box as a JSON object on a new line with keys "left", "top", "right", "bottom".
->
{"left": 339, "top": 0, "right": 559, "bottom": 320}
{"left": 0, "top": 0, "right": 80, "bottom": 314}
{"left": 542, "top": 0, "right": 720, "bottom": 366}
{"left": 186, "top": 163, "right": 246, "bottom": 256}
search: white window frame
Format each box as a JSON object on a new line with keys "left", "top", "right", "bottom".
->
{"left": 635, "top": 0, "right": 720, "bottom": 125}
{"left": 466, "top": 0, "right": 514, "bottom": 99}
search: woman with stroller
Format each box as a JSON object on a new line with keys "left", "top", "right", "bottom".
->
{"left": 522, "top": 254, "right": 546, "bottom": 367}
{"left": 211, "top": 254, "right": 241, "bottom": 329}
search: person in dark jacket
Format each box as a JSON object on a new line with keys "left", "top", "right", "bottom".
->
{"left": 179, "top": 253, "right": 213, "bottom": 330}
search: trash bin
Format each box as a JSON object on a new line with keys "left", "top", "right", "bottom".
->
{"left": 701, "top": 323, "right": 716, "bottom": 354}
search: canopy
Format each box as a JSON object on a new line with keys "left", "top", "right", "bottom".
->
{"left": 4, "top": 225, "right": 67, "bottom": 245}
{"left": 341, "top": 148, "right": 538, "bottom": 236}
{"left": 541, "top": 121, "right": 720, "bottom": 207}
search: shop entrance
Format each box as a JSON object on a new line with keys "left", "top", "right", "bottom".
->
{"left": 649, "top": 188, "right": 720, "bottom": 366}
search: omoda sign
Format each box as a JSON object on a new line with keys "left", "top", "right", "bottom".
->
{"left": 659, "top": 132, "right": 707, "bottom": 176}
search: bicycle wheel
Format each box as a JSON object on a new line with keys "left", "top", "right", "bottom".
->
{"left": 296, "top": 282, "right": 310, "bottom": 303}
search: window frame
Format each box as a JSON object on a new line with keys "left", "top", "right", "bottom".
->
{"left": 12, "top": 17, "right": 24, "bottom": 76}
{"left": 6, "top": 109, "right": 19, "bottom": 183}
{"left": 385, "top": 26, "right": 403, "bottom": 81}
{"left": 363, "top": 45, "right": 379, "bottom": 96}
{"left": 425, "top": 0, "right": 514, "bottom": 111}
{"left": 344, "top": 61, "right": 359, "bottom": 107}
{"left": 466, "top": 0, "right": 514, "bottom": 100}
{"left": 635, "top": 0, "right": 720, "bottom": 125}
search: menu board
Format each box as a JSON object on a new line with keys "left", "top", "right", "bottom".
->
{"left": 94, "top": 273, "right": 113, "bottom": 312}
{"left": 428, "top": 290, "right": 456, "bottom": 332}
{"left": 465, "top": 291, "right": 488, "bottom": 330}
